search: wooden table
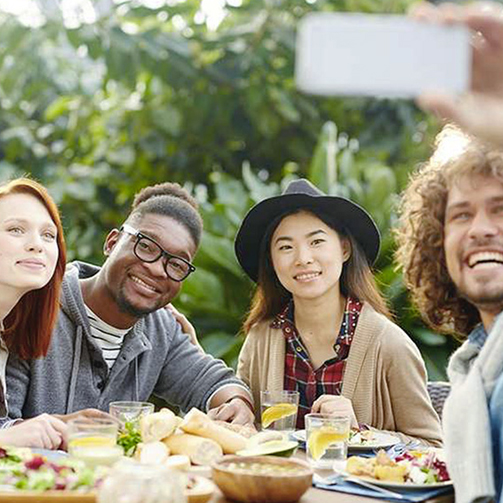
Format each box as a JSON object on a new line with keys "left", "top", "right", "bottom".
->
{"left": 209, "top": 483, "right": 454, "bottom": 503}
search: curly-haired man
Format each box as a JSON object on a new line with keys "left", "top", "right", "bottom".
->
{"left": 396, "top": 125, "right": 503, "bottom": 503}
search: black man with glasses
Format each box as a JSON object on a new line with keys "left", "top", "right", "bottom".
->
{"left": 4, "top": 183, "right": 255, "bottom": 429}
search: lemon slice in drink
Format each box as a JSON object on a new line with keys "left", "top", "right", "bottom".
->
{"left": 69, "top": 436, "right": 116, "bottom": 449}
{"left": 307, "top": 426, "right": 349, "bottom": 461}
{"left": 261, "top": 403, "right": 298, "bottom": 429}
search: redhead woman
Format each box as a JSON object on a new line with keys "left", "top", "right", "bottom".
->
{"left": 235, "top": 179, "right": 442, "bottom": 446}
{"left": 0, "top": 178, "right": 68, "bottom": 449}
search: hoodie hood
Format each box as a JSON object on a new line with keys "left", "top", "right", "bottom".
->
{"left": 60, "top": 261, "right": 101, "bottom": 329}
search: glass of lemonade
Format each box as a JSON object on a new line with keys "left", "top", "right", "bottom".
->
{"left": 68, "top": 418, "right": 123, "bottom": 468}
{"left": 305, "top": 413, "right": 350, "bottom": 469}
{"left": 109, "top": 401, "right": 154, "bottom": 429}
{"left": 260, "top": 390, "right": 299, "bottom": 432}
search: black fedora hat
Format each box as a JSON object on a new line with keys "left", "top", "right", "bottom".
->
{"left": 235, "top": 178, "right": 380, "bottom": 282}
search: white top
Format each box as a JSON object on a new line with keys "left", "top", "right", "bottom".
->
{"left": 84, "top": 305, "right": 128, "bottom": 370}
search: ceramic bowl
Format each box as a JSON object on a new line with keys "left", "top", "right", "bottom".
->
{"left": 212, "top": 455, "right": 313, "bottom": 503}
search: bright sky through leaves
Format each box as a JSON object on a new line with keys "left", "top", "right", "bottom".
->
{"left": 0, "top": 0, "right": 231, "bottom": 29}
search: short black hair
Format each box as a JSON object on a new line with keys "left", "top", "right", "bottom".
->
{"left": 132, "top": 182, "right": 198, "bottom": 210}
{"left": 127, "top": 182, "right": 203, "bottom": 247}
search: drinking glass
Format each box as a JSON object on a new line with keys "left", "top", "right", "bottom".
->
{"left": 260, "top": 390, "right": 299, "bottom": 432}
{"left": 98, "top": 459, "right": 187, "bottom": 503}
{"left": 305, "top": 413, "right": 350, "bottom": 469}
{"left": 68, "top": 418, "right": 122, "bottom": 468}
{"left": 109, "top": 401, "right": 154, "bottom": 428}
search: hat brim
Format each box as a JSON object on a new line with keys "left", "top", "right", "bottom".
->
{"left": 234, "top": 193, "right": 380, "bottom": 283}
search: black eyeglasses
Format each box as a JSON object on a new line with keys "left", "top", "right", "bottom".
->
{"left": 120, "top": 224, "right": 196, "bottom": 282}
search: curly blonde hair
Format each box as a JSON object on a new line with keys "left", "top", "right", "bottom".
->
{"left": 395, "top": 126, "right": 503, "bottom": 339}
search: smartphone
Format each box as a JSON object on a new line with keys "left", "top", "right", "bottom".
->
{"left": 295, "top": 13, "right": 471, "bottom": 98}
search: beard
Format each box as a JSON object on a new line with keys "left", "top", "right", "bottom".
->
{"left": 457, "top": 280, "right": 503, "bottom": 316}
{"left": 112, "top": 282, "right": 165, "bottom": 319}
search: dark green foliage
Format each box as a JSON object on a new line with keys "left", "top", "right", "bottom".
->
{"left": 0, "top": 0, "right": 456, "bottom": 378}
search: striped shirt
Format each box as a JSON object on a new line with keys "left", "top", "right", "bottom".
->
{"left": 84, "top": 305, "right": 128, "bottom": 370}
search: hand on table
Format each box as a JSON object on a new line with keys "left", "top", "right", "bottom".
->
{"left": 0, "top": 414, "right": 68, "bottom": 450}
{"left": 411, "top": 1, "right": 503, "bottom": 146}
{"left": 208, "top": 398, "right": 255, "bottom": 426}
{"left": 311, "top": 395, "right": 358, "bottom": 428}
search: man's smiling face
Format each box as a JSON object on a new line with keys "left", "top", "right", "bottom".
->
{"left": 102, "top": 213, "right": 196, "bottom": 322}
{"left": 444, "top": 174, "right": 503, "bottom": 320}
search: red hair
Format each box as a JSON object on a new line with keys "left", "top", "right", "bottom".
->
{"left": 1, "top": 178, "right": 66, "bottom": 359}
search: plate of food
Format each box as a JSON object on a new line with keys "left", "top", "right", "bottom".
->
{"left": 0, "top": 446, "right": 102, "bottom": 501}
{"left": 344, "top": 449, "right": 452, "bottom": 490}
{"left": 292, "top": 428, "right": 400, "bottom": 451}
{"left": 0, "top": 446, "right": 214, "bottom": 503}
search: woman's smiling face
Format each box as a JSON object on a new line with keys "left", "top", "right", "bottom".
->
{"left": 0, "top": 193, "right": 59, "bottom": 296}
{"left": 270, "top": 211, "right": 350, "bottom": 302}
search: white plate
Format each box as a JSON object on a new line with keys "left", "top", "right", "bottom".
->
{"left": 292, "top": 430, "right": 400, "bottom": 451}
{"left": 340, "top": 471, "right": 453, "bottom": 490}
{"left": 31, "top": 449, "right": 69, "bottom": 462}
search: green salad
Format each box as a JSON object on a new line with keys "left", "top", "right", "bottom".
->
{"left": 0, "top": 446, "right": 106, "bottom": 492}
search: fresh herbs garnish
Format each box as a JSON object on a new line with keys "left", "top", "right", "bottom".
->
{"left": 117, "top": 421, "right": 142, "bottom": 457}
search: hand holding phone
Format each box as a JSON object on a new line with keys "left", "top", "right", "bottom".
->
{"left": 295, "top": 13, "right": 471, "bottom": 98}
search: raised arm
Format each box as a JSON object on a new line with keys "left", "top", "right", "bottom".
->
{"left": 153, "top": 313, "right": 254, "bottom": 424}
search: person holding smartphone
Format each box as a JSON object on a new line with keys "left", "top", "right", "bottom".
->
{"left": 235, "top": 178, "right": 442, "bottom": 446}
{"left": 413, "top": 1, "right": 503, "bottom": 147}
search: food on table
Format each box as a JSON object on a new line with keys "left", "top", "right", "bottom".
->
{"left": 117, "top": 420, "right": 143, "bottom": 457}
{"left": 346, "top": 449, "right": 450, "bottom": 484}
{"left": 164, "top": 455, "right": 191, "bottom": 472}
{"left": 349, "top": 428, "right": 377, "bottom": 445}
{"left": 247, "top": 431, "right": 284, "bottom": 446}
{"left": 223, "top": 459, "right": 308, "bottom": 476}
{"left": 134, "top": 441, "right": 170, "bottom": 465}
{"left": 141, "top": 408, "right": 180, "bottom": 443}
{"left": 0, "top": 446, "right": 32, "bottom": 465}
{"left": 307, "top": 426, "right": 350, "bottom": 461}
{"left": 180, "top": 408, "right": 247, "bottom": 454}
{"left": 237, "top": 439, "right": 298, "bottom": 457}
{"left": 97, "top": 459, "right": 187, "bottom": 503}
{"left": 163, "top": 432, "right": 223, "bottom": 466}
{"left": 110, "top": 446, "right": 192, "bottom": 471}
{"left": 261, "top": 403, "right": 298, "bottom": 429}
{"left": 0, "top": 447, "right": 105, "bottom": 491}
{"left": 116, "top": 406, "right": 253, "bottom": 467}
{"left": 214, "top": 420, "right": 257, "bottom": 438}
{"left": 213, "top": 455, "right": 312, "bottom": 503}
{"left": 0, "top": 444, "right": 213, "bottom": 500}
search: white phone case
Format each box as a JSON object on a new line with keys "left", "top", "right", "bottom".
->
{"left": 295, "top": 13, "right": 471, "bottom": 98}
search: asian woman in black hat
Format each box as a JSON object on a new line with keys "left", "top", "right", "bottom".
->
{"left": 235, "top": 178, "right": 442, "bottom": 446}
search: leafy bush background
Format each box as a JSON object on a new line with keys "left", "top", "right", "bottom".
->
{"left": 0, "top": 0, "right": 457, "bottom": 379}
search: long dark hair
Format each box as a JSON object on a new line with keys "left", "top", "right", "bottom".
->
{"left": 243, "top": 207, "right": 390, "bottom": 333}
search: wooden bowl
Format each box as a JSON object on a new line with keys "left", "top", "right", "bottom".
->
{"left": 212, "top": 455, "right": 313, "bottom": 503}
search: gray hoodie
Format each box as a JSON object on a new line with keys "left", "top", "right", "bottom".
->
{"left": 6, "top": 261, "right": 245, "bottom": 418}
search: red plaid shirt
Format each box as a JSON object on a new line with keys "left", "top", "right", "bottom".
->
{"left": 271, "top": 297, "right": 362, "bottom": 429}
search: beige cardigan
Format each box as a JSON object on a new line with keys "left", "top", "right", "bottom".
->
{"left": 237, "top": 303, "right": 442, "bottom": 447}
